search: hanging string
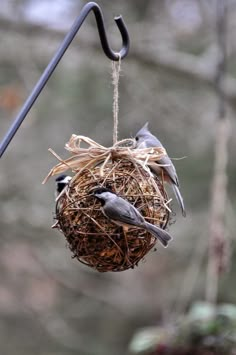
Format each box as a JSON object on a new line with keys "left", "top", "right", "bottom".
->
{"left": 112, "top": 55, "right": 121, "bottom": 145}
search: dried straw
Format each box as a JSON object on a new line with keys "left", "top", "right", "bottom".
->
{"left": 42, "top": 134, "right": 167, "bottom": 184}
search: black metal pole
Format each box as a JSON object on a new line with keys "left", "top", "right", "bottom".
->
{"left": 0, "top": 2, "right": 129, "bottom": 158}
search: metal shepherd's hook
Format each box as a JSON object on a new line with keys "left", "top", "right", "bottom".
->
{"left": 0, "top": 1, "right": 130, "bottom": 158}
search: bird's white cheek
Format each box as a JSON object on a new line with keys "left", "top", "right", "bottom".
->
{"left": 137, "top": 141, "right": 146, "bottom": 149}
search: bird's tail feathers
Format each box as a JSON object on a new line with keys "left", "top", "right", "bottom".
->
{"left": 145, "top": 222, "right": 172, "bottom": 248}
{"left": 172, "top": 184, "right": 186, "bottom": 217}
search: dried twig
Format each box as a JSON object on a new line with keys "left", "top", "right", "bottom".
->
{"left": 53, "top": 160, "right": 170, "bottom": 272}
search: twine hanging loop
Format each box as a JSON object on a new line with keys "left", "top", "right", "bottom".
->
{"left": 112, "top": 56, "right": 121, "bottom": 145}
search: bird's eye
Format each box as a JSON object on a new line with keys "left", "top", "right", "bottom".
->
{"left": 135, "top": 136, "right": 139, "bottom": 141}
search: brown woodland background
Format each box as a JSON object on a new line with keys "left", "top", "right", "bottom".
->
{"left": 0, "top": 1, "right": 236, "bottom": 354}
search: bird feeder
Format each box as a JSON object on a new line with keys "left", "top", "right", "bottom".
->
{"left": 44, "top": 136, "right": 171, "bottom": 272}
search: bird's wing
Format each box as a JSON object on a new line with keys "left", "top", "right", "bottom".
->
{"left": 104, "top": 197, "right": 144, "bottom": 227}
{"left": 158, "top": 155, "right": 179, "bottom": 186}
{"left": 144, "top": 137, "right": 179, "bottom": 186}
{"left": 137, "top": 135, "right": 180, "bottom": 186}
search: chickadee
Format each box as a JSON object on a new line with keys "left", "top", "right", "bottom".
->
{"left": 55, "top": 174, "right": 72, "bottom": 197}
{"left": 93, "top": 187, "right": 172, "bottom": 248}
{"left": 135, "top": 122, "right": 186, "bottom": 217}
{"left": 54, "top": 174, "right": 72, "bottom": 219}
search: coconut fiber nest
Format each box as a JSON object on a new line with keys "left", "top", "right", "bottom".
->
{"left": 43, "top": 135, "right": 171, "bottom": 272}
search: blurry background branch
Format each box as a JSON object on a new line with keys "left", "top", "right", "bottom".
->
{"left": 2, "top": 16, "right": 236, "bottom": 107}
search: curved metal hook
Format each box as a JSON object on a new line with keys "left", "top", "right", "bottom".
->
{"left": 81, "top": 2, "right": 129, "bottom": 60}
{"left": 0, "top": 2, "right": 130, "bottom": 157}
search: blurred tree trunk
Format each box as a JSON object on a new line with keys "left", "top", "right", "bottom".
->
{"left": 206, "top": 0, "right": 230, "bottom": 304}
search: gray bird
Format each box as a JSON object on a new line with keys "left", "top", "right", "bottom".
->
{"left": 135, "top": 122, "right": 186, "bottom": 217}
{"left": 93, "top": 187, "right": 172, "bottom": 248}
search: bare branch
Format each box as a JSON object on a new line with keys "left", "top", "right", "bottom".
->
{"left": 1, "top": 16, "right": 236, "bottom": 106}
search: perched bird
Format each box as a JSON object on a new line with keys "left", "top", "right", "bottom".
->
{"left": 93, "top": 187, "right": 172, "bottom": 247}
{"left": 54, "top": 174, "right": 72, "bottom": 220}
{"left": 55, "top": 174, "right": 72, "bottom": 197}
{"left": 135, "top": 122, "right": 186, "bottom": 217}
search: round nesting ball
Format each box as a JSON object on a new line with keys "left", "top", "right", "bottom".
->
{"left": 54, "top": 159, "right": 170, "bottom": 272}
